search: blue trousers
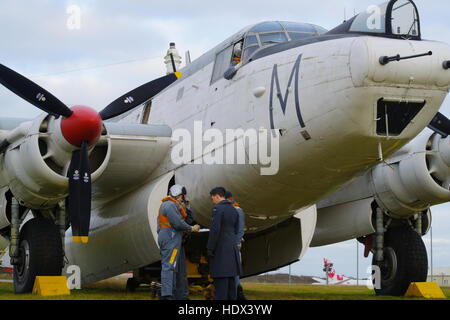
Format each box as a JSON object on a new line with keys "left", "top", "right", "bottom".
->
{"left": 173, "top": 246, "right": 189, "bottom": 300}
{"left": 159, "top": 229, "right": 185, "bottom": 298}
{"left": 214, "top": 277, "right": 237, "bottom": 300}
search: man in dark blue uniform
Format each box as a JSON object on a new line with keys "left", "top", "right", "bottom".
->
{"left": 225, "top": 190, "right": 247, "bottom": 300}
{"left": 207, "top": 187, "right": 242, "bottom": 300}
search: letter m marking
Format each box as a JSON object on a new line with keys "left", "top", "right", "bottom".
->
{"left": 269, "top": 54, "right": 305, "bottom": 130}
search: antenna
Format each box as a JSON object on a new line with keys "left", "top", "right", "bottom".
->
{"left": 344, "top": 7, "right": 347, "bottom": 22}
{"left": 185, "top": 51, "right": 192, "bottom": 66}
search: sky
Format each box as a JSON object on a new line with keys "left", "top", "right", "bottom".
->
{"left": 0, "top": 0, "right": 449, "bottom": 278}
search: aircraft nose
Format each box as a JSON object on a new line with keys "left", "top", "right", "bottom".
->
{"left": 349, "top": 37, "right": 450, "bottom": 89}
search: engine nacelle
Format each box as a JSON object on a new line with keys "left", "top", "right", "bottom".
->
{"left": 1, "top": 115, "right": 110, "bottom": 209}
{"left": 372, "top": 130, "right": 450, "bottom": 218}
{"left": 313, "top": 129, "right": 446, "bottom": 246}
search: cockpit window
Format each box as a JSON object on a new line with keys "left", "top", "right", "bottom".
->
{"left": 245, "top": 35, "right": 258, "bottom": 46}
{"left": 250, "top": 21, "right": 284, "bottom": 33}
{"left": 347, "top": 0, "right": 420, "bottom": 39}
{"left": 242, "top": 21, "right": 327, "bottom": 62}
{"left": 259, "top": 32, "right": 288, "bottom": 46}
{"left": 280, "top": 21, "right": 317, "bottom": 33}
{"left": 391, "top": 0, "right": 419, "bottom": 37}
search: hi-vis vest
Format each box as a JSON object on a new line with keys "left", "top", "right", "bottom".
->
{"left": 158, "top": 197, "right": 187, "bottom": 229}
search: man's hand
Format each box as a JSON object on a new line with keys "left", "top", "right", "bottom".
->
{"left": 191, "top": 224, "right": 201, "bottom": 233}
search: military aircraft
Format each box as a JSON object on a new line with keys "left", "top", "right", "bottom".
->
{"left": 0, "top": 0, "right": 449, "bottom": 296}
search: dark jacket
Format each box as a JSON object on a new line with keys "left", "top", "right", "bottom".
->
{"left": 207, "top": 200, "right": 243, "bottom": 278}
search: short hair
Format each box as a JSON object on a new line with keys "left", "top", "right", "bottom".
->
{"left": 210, "top": 187, "right": 226, "bottom": 198}
{"left": 224, "top": 190, "right": 233, "bottom": 199}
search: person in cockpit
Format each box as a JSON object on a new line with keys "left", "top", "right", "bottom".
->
{"left": 231, "top": 41, "right": 243, "bottom": 66}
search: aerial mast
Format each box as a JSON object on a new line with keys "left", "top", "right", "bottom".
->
{"left": 164, "top": 42, "right": 182, "bottom": 74}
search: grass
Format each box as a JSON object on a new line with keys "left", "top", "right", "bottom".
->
{"left": 0, "top": 280, "right": 449, "bottom": 300}
{"left": 241, "top": 283, "right": 450, "bottom": 300}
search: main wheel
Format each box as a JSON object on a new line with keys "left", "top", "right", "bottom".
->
{"left": 13, "top": 218, "right": 63, "bottom": 294}
{"left": 372, "top": 225, "right": 428, "bottom": 296}
{"left": 126, "top": 278, "right": 139, "bottom": 292}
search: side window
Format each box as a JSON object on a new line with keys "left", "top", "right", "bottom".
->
{"left": 211, "top": 45, "right": 233, "bottom": 84}
{"left": 391, "top": 0, "right": 419, "bottom": 36}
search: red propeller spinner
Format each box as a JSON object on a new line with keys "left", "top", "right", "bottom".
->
{"left": 60, "top": 106, "right": 103, "bottom": 147}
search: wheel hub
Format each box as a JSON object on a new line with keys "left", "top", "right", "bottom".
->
{"left": 15, "top": 240, "right": 30, "bottom": 282}
{"left": 379, "top": 247, "right": 398, "bottom": 284}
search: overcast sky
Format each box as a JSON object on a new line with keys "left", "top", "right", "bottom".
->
{"left": 0, "top": 0, "right": 449, "bottom": 278}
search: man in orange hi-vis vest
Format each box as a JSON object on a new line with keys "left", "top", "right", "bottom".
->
{"left": 157, "top": 185, "right": 200, "bottom": 300}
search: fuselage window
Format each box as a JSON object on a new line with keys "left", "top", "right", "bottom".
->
{"left": 211, "top": 45, "right": 233, "bottom": 84}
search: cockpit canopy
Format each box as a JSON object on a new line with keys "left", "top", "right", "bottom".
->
{"left": 328, "top": 0, "right": 421, "bottom": 40}
{"left": 242, "top": 21, "right": 328, "bottom": 61}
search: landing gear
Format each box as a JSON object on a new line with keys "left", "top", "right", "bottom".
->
{"left": 372, "top": 225, "right": 428, "bottom": 296}
{"left": 13, "top": 218, "right": 63, "bottom": 293}
{"left": 125, "top": 278, "right": 139, "bottom": 292}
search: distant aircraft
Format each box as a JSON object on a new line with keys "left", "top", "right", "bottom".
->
{"left": 0, "top": 0, "right": 447, "bottom": 296}
{"left": 312, "top": 259, "right": 367, "bottom": 286}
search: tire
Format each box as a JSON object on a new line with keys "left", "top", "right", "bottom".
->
{"left": 13, "top": 218, "right": 63, "bottom": 294}
{"left": 372, "top": 225, "right": 428, "bottom": 296}
{"left": 126, "top": 278, "right": 138, "bottom": 292}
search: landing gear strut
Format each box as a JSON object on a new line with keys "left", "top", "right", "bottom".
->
{"left": 372, "top": 224, "right": 428, "bottom": 296}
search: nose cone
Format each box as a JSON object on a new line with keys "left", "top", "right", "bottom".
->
{"left": 61, "top": 106, "right": 103, "bottom": 147}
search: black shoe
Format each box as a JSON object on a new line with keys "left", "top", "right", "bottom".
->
{"left": 159, "top": 296, "right": 173, "bottom": 300}
{"left": 237, "top": 284, "right": 247, "bottom": 300}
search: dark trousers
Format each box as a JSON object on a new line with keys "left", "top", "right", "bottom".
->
{"left": 213, "top": 277, "right": 237, "bottom": 300}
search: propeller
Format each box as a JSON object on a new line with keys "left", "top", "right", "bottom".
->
{"left": 100, "top": 72, "right": 181, "bottom": 120}
{"left": 67, "top": 141, "right": 91, "bottom": 243}
{"left": 0, "top": 64, "right": 73, "bottom": 118}
{"left": 428, "top": 112, "right": 450, "bottom": 138}
{"left": 0, "top": 63, "right": 182, "bottom": 243}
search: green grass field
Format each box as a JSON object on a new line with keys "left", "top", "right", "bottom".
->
{"left": 0, "top": 280, "right": 449, "bottom": 300}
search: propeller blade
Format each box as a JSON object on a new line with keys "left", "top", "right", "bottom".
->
{"left": 428, "top": 112, "right": 450, "bottom": 138}
{"left": 0, "top": 64, "right": 73, "bottom": 118}
{"left": 67, "top": 141, "right": 92, "bottom": 243}
{"left": 99, "top": 72, "right": 182, "bottom": 121}
{"left": 67, "top": 148, "right": 81, "bottom": 242}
